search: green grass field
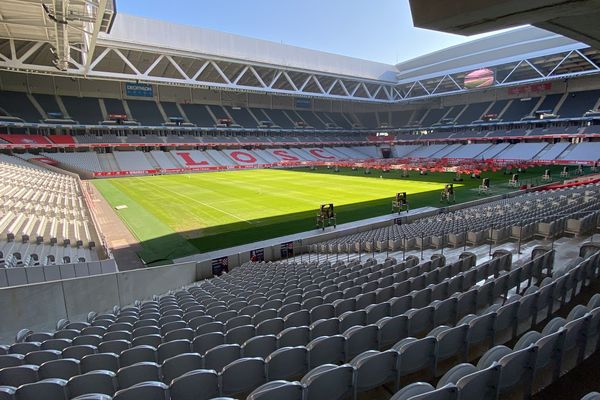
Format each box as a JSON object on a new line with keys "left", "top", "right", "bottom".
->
{"left": 93, "top": 166, "right": 559, "bottom": 264}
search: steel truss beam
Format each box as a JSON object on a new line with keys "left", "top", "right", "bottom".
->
{"left": 395, "top": 48, "right": 600, "bottom": 101}
{"left": 0, "top": 38, "right": 397, "bottom": 103}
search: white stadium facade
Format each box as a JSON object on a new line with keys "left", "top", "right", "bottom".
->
{"left": 1, "top": 1, "right": 600, "bottom": 399}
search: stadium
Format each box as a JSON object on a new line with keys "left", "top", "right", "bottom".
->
{"left": 1, "top": 0, "right": 600, "bottom": 399}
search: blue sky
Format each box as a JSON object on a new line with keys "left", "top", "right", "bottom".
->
{"left": 115, "top": 0, "right": 504, "bottom": 65}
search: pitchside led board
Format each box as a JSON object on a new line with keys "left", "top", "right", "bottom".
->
{"left": 464, "top": 68, "right": 495, "bottom": 90}
{"left": 281, "top": 241, "right": 294, "bottom": 258}
{"left": 211, "top": 256, "right": 229, "bottom": 276}
{"left": 250, "top": 248, "right": 265, "bottom": 262}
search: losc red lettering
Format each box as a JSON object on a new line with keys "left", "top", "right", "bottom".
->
{"left": 273, "top": 150, "right": 300, "bottom": 161}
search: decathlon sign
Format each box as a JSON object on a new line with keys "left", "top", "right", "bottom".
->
{"left": 125, "top": 82, "right": 154, "bottom": 97}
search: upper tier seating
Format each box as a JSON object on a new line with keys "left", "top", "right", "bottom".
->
{"left": 32, "top": 94, "right": 61, "bottom": 118}
{"left": 126, "top": 100, "right": 165, "bottom": 126}
{"left": 536, "top": 94, "right": 563, "bottom": 114}
{"left": 61, "top": 97, "right": 104, "bottom": 125}
{"left": 501, "top": 97, "right": 540, "bottom": 121}
{"left": 421, "top": 107, "right": 450, "bottom": 127}
{"left": 160, "top": 102, "right": 185, "bottom": 123}
{"left": 558, "top": 90, "right": 600, "bottom": 118}
{"left": 0, "top": 92, "right": 42, "bottom": 122}
{"left": 224, "top": 107, "right": 258, "bottom": 128}
{"left": 103, "top": 99, "right": 127, "bottom": 117}
{"left": 454, "top": 102, "right": 491, "bottom": 125}
{"left": 262, "top": 109, "right": 295, "bottom": 129}
{"left": 180, "top": 104, "right": 215, "bottom": 127}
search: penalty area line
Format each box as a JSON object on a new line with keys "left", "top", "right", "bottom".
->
{"left": 134, "top": 177, "right": 254, "bottom": 225}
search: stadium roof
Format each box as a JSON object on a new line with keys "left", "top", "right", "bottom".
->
{"left": 101, "top": 14, "right": 398, "bottom": 83}
{"left": 0, "top": 5, "right": 599, "bottom": 103}
{"left": 0, "top": 0, "right": 116, "bottom": 71}
{"left": 395, "top": 26, "right": 582, "bottom": 82}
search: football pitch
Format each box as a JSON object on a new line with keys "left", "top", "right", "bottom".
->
{"left": 93, "top": 166, "right": 554, "bottom": 264}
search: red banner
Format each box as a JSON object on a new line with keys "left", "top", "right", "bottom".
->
{"left": 508, "top": 82, "right": 552, "bottom": 95}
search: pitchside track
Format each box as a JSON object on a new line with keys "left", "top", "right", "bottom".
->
{"left": 93, "top": 166, "right": 561, "bottom": 264}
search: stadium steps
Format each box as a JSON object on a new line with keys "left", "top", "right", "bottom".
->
{"left": 206, "top": 149, "right": 235, "bottom": 166}
{"left": 252, "top": 149, "right": 278, "bottom": 163}
{"left": 287, "top": 148, "right": 315, "bottom": 161}
{"left": 97, "top": 153, "right": 119, "bottom": 172}
{"left": 326, "top": 147, "right": 352, "bottom": 159}
{"left": 144, "top": 152, "right": 160, "bottom": 169}
{"left": 446, "top": 143, "right": 493, "bottom": 159}
{"left": 535, "top": 142, "right": 571, "bottom": 161}
{"left": 26, "top": 94, "right": 47, "bottom": 120}
{"left": 150, "top": 151, "right": 179, "bottom": 169}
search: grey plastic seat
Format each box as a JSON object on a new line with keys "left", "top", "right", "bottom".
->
{"left": 265, "top": 346, "right": 308, "bottom": 380}
{"left": 73, "top": 335, "right": 103, "bottom": 347}
{"left": 71, "top": 394, "right": 112, "bottom": 400}
{"left": 195, "top": 322, "right": 225, "bottom": 336}
{"left": 169, "top": 369, "right": 219, "bottom": 400}
{"left": 81, "top": 353, "right": 119, "bottom": 373}
{"left": 67, "top": 370, "right": 118, "bottom": 397}
{"left": 192, "top": 332, "right": 224, "bottom": 355}
{"left": 497, "top": 346, "right": 538, "bottom": 398}
{"left": 0, "top": 365, "right": 38, "bottom": 387}
{"left": 165, "top": 328, "right": 194, "bottom": 342}
{"left": 119, "top": 345, "right": 157, "bottom": 367}
{"left": 582, "top": 393, "right": 600, "bottom": 400}
{"left": 23, "top": 350, "right": 61, "bottom": 366}
{"left": 38, "top": 358, "right": 80, "bottom": 380}
{"left": 41, "top": 339, "right": 72, "bottom": 352}
{"left": 309, "top": 318, "right": 340, "bottom": 340}
{"left": 0, "top": 355, "right": 23, "bottom": 369}
{"left": 8, "top": 341, "right": 39, "bottom": 356}
{"left": 157, "top": 340, "right": 191, "bottom": 363}
{"left": 394, "top": 337, "right": 436, "bottom": 380}
{"left": 455, "top": 363, "right": 501, "bottom": 400}
{"left": 116, "top": 361, "right": 160, "bottom": 389}
{"left": 301, "top": 363, "right": 353, "bottom": 400}
{"left": 225, "top": 325, "right": 255, "bottom": 345}
{"left": 188, "top": 316, "right": 214, "bottom": 331}
{"left": 242, "top": 335, "right": 277, "bottom": 359}
{"left": 247, "top": 380, "right": 303, "bottom": 400}
{"left": 203, "top": 344, "right": 241, "bottom": 373}
{"left": 221, "top": 357, "right": 267, "bottom": 397}
{"left": 344, "top": 324, "right": 379, "bottom": 361}
{"left": 113, "top": 381, "right": 169, "bottom": 400}
{"left": 256, "top": 318, "right": 284, "bottom": 336}
{"left": 394, "top": 384, "right": 458, "bottom": 400}
{"left": 390, "top": 382, "right": 436, "bottom": 400}
{"left": 14, "top": 378, "right": 68, "bottom": 400}
{"left": 103, "top": 331, "right": 132, "bottom": 342}
{"left": 377, "top": 315, "right": 409, "bottom": 349}
{"left": 132, "top": 334, "right": 162, "bottom": 348}
{"left": 306, "top": 335, "right": 345, "bottom": 368}
{"left": 277, "top": 326, "right": 309, "bottom": 348}
{"left": 62, "top": 345, "right": 97, "bottom": 361}
{"left": 0, "top": 386, "right": 15, "bottom": 400}
{"left": 350, "top": 350, "right": 398, "bottom": 397}
{"left": 98, "top": 340, "right": 130, "bottom": 354}
{"left": 162, "top": 353, "right": 203, "bottom": 384}
{"left": 437, "top": 363, "right": 478, "bottom": 387}
{"left": 434, "top": 325, "right": 468, "bottom": 375}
